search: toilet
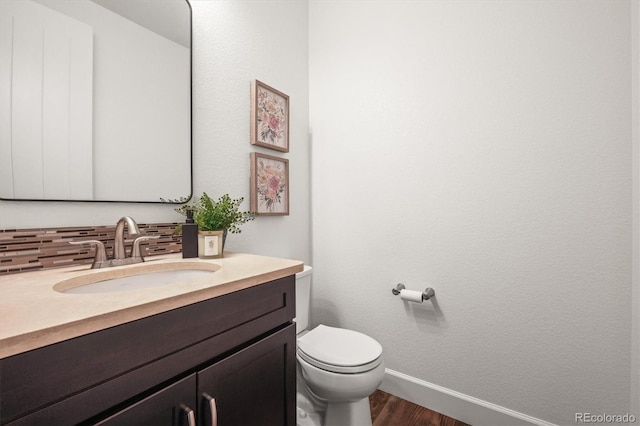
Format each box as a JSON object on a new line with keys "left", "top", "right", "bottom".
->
{"left": 295, "top": 266, "right": 385, "bottom": 426}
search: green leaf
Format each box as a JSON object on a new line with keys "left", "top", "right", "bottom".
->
{"left": 175, "top": 192, "right": 256, "bottom": 233}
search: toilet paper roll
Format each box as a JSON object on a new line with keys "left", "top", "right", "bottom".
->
{"left": 400, "top": 289, "right": 424, "bottom": 303}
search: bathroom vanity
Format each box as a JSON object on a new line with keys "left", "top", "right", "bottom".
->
{"left": 0, "top": 253, "right": 302, "bottom": 425}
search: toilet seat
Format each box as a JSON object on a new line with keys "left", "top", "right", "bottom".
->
{"left": 297, "top": 325, "right": 383, "bottom": 374}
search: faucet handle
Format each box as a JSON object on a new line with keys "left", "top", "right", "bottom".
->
{"left": 69, "top": 240, "right": 107, "bottom": 269}
{"left": 131, "top": 236, "right": 161, "bottom": 260}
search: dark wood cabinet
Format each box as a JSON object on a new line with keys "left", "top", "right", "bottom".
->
{"left": 93, "top": 374, "right": 197, "bottom": 426}
{"left": 0, "top": 275, "right": 296, "bottom": 426}
{"left": 198, "top": 325, "right": 295, "bottom": 426}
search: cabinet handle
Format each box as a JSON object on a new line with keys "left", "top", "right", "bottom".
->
{"left": 202, "top": 393, "right": 218, "bottom": 426}
{"left": 179, "top": 404, "right": 196, "bottom": 426}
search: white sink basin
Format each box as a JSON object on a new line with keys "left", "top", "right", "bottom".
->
{"left": 54, "top": 261, "right": 220, "bottom": 294}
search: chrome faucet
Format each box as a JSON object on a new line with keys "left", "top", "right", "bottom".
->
{"left": 69, "top": 216, "right": 159, "bottom": 269}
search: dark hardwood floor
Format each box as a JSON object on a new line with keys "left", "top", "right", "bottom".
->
{"left": 370, "top": 390, "right": 470, "bottom": 426}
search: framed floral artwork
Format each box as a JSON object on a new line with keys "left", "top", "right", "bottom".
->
{"left": 251, "top": 80, "right": 289, "bottom": 152}
{"left": 250, "top": 152, "right": 289, "bottom": 215}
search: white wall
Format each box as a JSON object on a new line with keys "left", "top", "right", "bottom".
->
{"left": 632, "top": 0, "right": 640, "bottom": 418}
{"left": 309, "top": 1, "right": 635, "bottom": 425}
{"left": 189, "top": 0, "right": 310, "bottom": 262}
{"left": 0, "top": 0, "right": 311, "bottom": 264}
{"left": 0, "top": 0, "right": 94, "bottom": 200}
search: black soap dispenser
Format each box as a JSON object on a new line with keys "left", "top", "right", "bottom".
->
{"left": 182, "top": 209, "right": 198, "bottom": 258}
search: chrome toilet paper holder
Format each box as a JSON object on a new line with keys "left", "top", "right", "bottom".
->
{"left": 391, "top": 283, "right": 435, "bottom": 301}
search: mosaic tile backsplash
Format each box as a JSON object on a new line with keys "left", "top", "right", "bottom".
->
{"left": 0, "top": 223, "right": 182, "bottom": 275}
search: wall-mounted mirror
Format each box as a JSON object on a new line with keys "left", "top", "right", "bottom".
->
{"left": 0, "top": 0, "right": 191, "bottom": 202}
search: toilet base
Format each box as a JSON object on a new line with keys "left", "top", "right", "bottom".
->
{"left": 324, "top": 397, "right": 372, "bottom": 426}
{"left": 297, "top": 391, "right": 323, "bottom": 426}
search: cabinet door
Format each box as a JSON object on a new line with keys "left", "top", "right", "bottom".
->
{"left": 92, "top": 374, "right": 197, "bottom": 426}
{"left": 197, "top": 324, "right": 296, "bottom": 426}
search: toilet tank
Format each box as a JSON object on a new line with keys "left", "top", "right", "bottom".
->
{"left": 295, "top": 265, "right": 312, "bottom": 334}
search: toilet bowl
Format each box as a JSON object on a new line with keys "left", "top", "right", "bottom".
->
{"left": 295, "top": 267, "right": 385, "bottom": 426}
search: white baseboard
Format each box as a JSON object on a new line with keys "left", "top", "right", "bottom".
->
{"left": 379, "top": 369, "right": 557, "bottom": 426}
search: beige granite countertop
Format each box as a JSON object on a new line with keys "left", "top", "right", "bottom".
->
{"left": 0, "top": 252, "right": 304, "bottom": 359}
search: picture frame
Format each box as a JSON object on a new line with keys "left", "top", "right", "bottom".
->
{"left": 251, "top": 80, "right": 289, "bottom": 152}
{"left": 250, "top": 152, "right": 289, "bottom": 215}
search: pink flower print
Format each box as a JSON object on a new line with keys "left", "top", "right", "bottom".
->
{"left": 256, "top": 158, "right": 285, "bottom": 212}
{"left": 269, "top": 115, "right": 279, "bottom": 132}
{"left": 256, "top": 86, "right": 286, "bottom": 147}
{"left": 269, "top": 175, "right": 280, "bottom": 193}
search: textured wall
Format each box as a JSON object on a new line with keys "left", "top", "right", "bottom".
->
{"left": 309, "top": 1, "right": 634, "bottom": 424}
{"left": 632, "top": 0, "right": 640, "bottom": 418}
{"left": 189, "top": 0, "right": 310, "bottom": 263}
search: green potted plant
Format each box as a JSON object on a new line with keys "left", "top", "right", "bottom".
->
{"left": 176, "top": 193, "right": 255, "bottom": 258}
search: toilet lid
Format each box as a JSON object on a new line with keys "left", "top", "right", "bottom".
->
{"left": 297, "top": 325, "right": 383, "bottom": 372}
